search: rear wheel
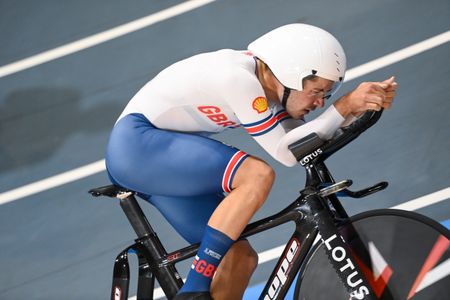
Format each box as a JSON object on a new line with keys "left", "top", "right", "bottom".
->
{"left": 294, "top": 209, "right": 450, "bottom": 299}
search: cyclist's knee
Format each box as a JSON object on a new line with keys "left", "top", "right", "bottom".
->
{"left": 233, "top": 157, "right": 275, "bottom": 190}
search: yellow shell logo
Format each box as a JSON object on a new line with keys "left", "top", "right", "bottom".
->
{"left": 252, "top": 97, "right": 268, "bottom": 113}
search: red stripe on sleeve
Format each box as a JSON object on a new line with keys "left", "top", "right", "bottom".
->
{"left": 275, "top": 111, "right": 289, "bottom": 121}
{"left": 245, "top": 116, "right": 277, "bottom": 135}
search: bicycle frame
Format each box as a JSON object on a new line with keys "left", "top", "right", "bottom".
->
{"left": 91, "top": 110, "right": 386, "bottom": 300}
{"left": 104, "top": 161, "right": 379, "bottom": 300}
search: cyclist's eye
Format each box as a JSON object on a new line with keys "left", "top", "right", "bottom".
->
{"left": 310, "top": 89, "right": 331, "bottom": 100}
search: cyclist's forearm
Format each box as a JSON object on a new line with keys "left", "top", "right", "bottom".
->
{"left": 274, "top": 105, "right": 345, "bottom": 166}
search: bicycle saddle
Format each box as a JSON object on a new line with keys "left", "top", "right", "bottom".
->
{"left": 88, "top": 185, "right": 132, "bottom": 198}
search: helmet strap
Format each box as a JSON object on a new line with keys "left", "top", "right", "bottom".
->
{"left": 281, "top": 87, "right": 291, "bottom": 108}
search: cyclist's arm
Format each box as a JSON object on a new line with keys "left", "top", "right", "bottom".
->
{"left": 278, "top": 106, "right": 356, "bottom": 131}
{"left": 341, "top": 114, "right": 358, "bottom": 127}
{"left": 274, "top": 105, "right": 344, "bottom": 166}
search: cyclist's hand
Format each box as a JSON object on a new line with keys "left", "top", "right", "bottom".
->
{"left": 334, "top": 76, "right": 398, "bottom": 117}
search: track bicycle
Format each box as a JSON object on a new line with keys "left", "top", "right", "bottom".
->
{"left": 89, "top": 110, "right": 450, "bottom": 299}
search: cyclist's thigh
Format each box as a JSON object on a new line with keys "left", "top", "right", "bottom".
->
{"left": 105, "top": 113, "right": 249, "bottom": 197}
{"left": 140, "top": 193, "right": 223, "bottom": 244}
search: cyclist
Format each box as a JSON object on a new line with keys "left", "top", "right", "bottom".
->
{"left": 105, "top": 23, "right": 398, "bottom": 300}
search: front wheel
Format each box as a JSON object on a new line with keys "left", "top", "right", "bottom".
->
{"left": 294, "top": 209, "right": 450, "bottom": 299}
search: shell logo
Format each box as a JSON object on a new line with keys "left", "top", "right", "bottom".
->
{"left": 252, "top": 97, "right": 268, "bottom": 113}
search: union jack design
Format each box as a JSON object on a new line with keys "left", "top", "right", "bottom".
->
{"left": 222, "top": 151, "right": 249, "bottom": 193}
{"left": 242, "top": 114, "right": 279, "bottom": 137}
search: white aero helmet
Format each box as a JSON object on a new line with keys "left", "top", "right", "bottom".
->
{"left": 248, "top": 23, "right": 346, "bottom": 96}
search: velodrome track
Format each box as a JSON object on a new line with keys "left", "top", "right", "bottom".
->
{"left": 1, "top": 0, "right": 449, "bottom": 299}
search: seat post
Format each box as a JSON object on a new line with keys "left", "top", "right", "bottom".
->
{"left": 119, "top": 193, "right": 184, "bottom": 297}
{"left": 119, "top": 193, "right": 155, "bottom": 238}
{"left": 90, "top": 185, "right": 184, "bottom": 296}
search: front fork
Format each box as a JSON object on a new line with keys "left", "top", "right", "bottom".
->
{"left": 307, "top": 190, "right": 378, "bottom": 300}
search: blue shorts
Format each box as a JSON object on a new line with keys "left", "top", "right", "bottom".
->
{"left": 105, "top": 113, "right": 249, "bottom": 243}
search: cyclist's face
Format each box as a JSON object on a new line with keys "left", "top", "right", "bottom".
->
{"left": 285, "top": 77, "right": 335, "bottom": 119}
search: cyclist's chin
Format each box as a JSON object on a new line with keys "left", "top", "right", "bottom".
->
{"left": 293, "top": 110, "right": 308, "bottom": 119}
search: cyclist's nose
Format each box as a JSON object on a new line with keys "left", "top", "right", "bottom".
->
{"left": 314, "top": 97, "right": 325, "bottom": 108}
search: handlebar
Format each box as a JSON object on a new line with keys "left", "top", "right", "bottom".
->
{"left": 289, "top": 109, "right": 383, "bottom": 164}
